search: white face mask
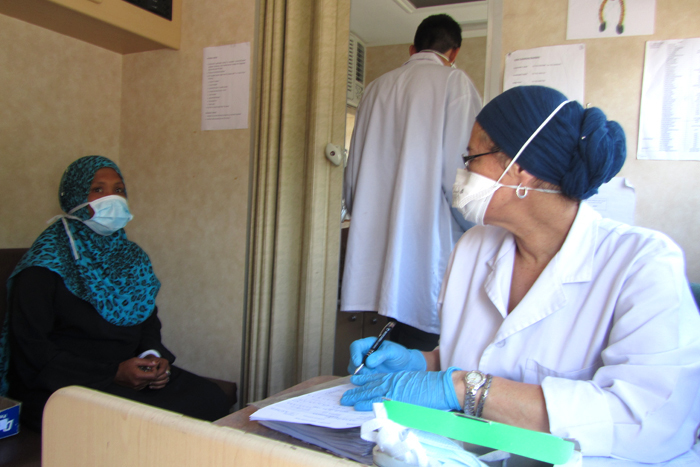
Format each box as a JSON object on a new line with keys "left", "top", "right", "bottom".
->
{"left": 69, "top": 195, "right": 133, "bottom": 236}
{"left": 452, "top": 169, "right": 498, "bottom": 226}
{"left": 452, "top": 99, "right": 572, "bottom": 225}
{"left": 452, "top": 169, "right": 561, "bottom": 225}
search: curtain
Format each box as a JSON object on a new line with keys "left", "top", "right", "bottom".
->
{"left": 243, "top": 0, "right": 350, "bottom": 404}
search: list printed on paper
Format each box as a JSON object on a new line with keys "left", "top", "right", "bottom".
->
{"left": 638, "top": 38, "right": 700, "bottom": 161}
{"left": 201, "top": 43, "right": 250, "bottom": 131}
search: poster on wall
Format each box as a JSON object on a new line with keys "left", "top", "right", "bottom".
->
{"left": 567, "top": 0, "right": 656, "bottom": 40}
{"left": 637, "top": 38, "right": 700, "bottom": 161}
{"left": 583, "top": 177, "right": 636, "bottom": 225}
{"left": 201, "top": 43, "right": 250, "bottom": 131}
{"left": 503, "top": 44, "right": 585, "bottom": 104}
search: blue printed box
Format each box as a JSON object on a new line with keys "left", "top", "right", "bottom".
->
{"left": 0, "top": 396, "right": 20, "bottom": 439}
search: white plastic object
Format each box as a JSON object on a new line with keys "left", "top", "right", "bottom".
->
{"left": 325, "top": 143, "right": 343, "bottom": 166}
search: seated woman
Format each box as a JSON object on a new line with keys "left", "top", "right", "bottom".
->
{"left": 1, "top": 155, "right": 231, "bottom": 431}
{"left": 341, "top": 86, "right": 700, "bottom": 464}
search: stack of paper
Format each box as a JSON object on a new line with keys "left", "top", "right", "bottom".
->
{"left": 250, "top": 383, "right": 376, "bottom": 464}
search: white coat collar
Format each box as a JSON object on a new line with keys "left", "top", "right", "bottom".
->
{"left": 485, "top": 203, "right": 600, "bottom": 284}
{"left": 555, "top": 202, "right": 601, "bottom": 284}
{"left": 484, "top": 203, "right": 600, "bottom": 337}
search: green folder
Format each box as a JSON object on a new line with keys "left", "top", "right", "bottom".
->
{"left": 383, "top": 400, "right": 575, "bottom": 465}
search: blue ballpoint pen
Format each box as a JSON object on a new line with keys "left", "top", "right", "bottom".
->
{"left": 353, "top": 321, "right": 396, "bottom": 375}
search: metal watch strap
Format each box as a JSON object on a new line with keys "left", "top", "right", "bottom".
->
{"left": 475, "top": 374, "right": 493, "bottom": 418}
{"left": 463, "top": 370, "right": 486, "bottom": 416}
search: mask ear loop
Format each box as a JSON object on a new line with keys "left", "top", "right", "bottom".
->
{"left": 46, "top": 201, "right": 93, "bottom": 261}
{"left": 495, "top": 99, "right": 572, "bottom": 186}
{"left": 423, "top": 49, "right": 456, "bottom": 68}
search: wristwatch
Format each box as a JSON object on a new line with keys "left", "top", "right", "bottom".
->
{"left": 463, "top": 370, "right": 487, "bottom": 416}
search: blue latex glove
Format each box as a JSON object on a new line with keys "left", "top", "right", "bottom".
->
{"left": 340, "top": 368, "right": 462, "bottom": 412}
{"left": 347, "top": 337, "right": 427, "bottom": 375}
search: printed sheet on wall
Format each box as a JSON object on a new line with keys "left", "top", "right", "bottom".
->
{"left": 637, "top": 38, "right": 700, "bottom": 161}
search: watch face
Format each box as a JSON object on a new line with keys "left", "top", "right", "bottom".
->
{"left": 466, "top": 371, "right": 484, "bottom": 386}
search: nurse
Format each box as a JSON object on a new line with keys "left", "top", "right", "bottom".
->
{"left": 341, "top": 86, "right": 700, "bottom": 463}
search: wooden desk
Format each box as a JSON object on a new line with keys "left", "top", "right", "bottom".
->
{"left": 215, "top": 376, "right": 549, "bottom": 467}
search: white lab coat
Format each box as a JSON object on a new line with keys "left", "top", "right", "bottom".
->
{"left": 341, "top": 52, "right": 481, "bottom": 334}
{"left": 438, "top": 203, "right": 700, "bottom": 464}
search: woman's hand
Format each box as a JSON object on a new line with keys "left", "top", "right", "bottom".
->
{"left": 340, "top": 368, "right": 462, "bottom": 411}
{"left": 144, "top": 356, "right": 171, "bottom": 390}
{"left": 115, "top": 357, "right": 171, "bottom": 390}
{"left": 347, "top": 338, "right": 427, "bottom": 375}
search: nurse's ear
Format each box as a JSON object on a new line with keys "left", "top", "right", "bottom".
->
{"left": 409, "top": 45, "right": 417, "bottom": 56}
{"left": 501, "top": 159, "right": 535, "bottom": 187}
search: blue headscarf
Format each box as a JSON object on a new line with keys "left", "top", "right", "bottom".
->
{"left": 0, "top": 156, "right": 160, "bottom": 395}
{"left": 476, "top": 86, "right": 626, "bottom": 200}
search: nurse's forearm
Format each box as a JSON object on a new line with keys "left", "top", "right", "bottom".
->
{"left": 451, "top": 372, "right": 550, "bottom": 433}
{"left": 422, "top": 348, "right": 440, "bottom": 371}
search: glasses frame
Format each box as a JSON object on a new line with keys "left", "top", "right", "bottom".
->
{"left": 462, "top": 149, "right": 501, "bottom": 167}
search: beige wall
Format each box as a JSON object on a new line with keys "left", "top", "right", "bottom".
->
{"left": 0, "top": 0, "right": 255, "bottom": 385}
{"left": 501, "top": 0, "right": 700, "bottom": 282}
{"left": 0, "top": 14, "right": 123, "bottom": 247}
{"left": 119, "top": 0, "right": 255, "bottom": 384}
{"left": 364, "top": 36, "right": 487, "bottom": 99}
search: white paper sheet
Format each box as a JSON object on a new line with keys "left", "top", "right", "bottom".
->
{"left": 250, "top": 383, "right": 374, "bottom": 429}
{"left": 583, "top": 177, "right": 636, "bottom": 225}
{"left": 201, "top": 43, "right": 250, "bottom": 131}
{"left": 503, "top": 44, "right": 585, "bottom": 104}
{"left": 637, "top": 38, "right": 700, "bottom": 161}
{"left": 567, "top": 0, "right": 655, "bottom": 40}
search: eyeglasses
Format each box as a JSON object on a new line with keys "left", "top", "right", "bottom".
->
{"left": 462, "top": 149, "right": 501, "bottom": 167}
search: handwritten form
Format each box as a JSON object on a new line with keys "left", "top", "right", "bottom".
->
{"left": 250, "top": 383, "right": 374, "bottom": 429}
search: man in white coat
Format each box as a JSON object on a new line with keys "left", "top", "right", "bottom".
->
{"left": 341, "top": 14, "right": 481, "bottom": 350}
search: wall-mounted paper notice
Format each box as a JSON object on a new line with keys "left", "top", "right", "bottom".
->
{"left": 637, "top": 38, "right": 700, "bottom": 161}
{"left": 583, "top": 177, "right": 636, "bottom": 225}
{"left": 503, "top": 44, "right": 585, "bottom": 105}
{"left": 201, "top": 43, "right": 250, "bottom": 131}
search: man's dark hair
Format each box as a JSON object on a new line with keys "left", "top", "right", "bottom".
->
{"left": 413, "top": 14, "right": 462, "bottom": 53}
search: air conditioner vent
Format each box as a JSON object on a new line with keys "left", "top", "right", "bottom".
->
{"left": 347, "top": 34, "right": 366, "bottom": 108}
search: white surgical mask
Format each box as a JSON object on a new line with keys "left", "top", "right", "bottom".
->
{"left": 452, "top": 169, "right": 499, "bottom": 226}
{"left": 452, "top": 99, "right": 571, "bottom": 225}
{"left": 452, "top": 169, "right": 561, "bottom": 226}
{"left": 70, "top": 195, "right": 133, "bottom": 236}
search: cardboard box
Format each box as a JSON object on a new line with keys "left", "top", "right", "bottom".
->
{"left": 0, "top": 396, "right": 20, "bottom": 439}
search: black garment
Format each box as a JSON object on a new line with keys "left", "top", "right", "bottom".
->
{"left": 387, "top": 318, "right": 439, "bottom": 352}
{"left": 8, "top": 267, "right": 230, "bottom": 430}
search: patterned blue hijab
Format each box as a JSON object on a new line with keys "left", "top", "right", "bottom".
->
{"left": 0, "top": 156, "right": 160, "bottom": 395}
